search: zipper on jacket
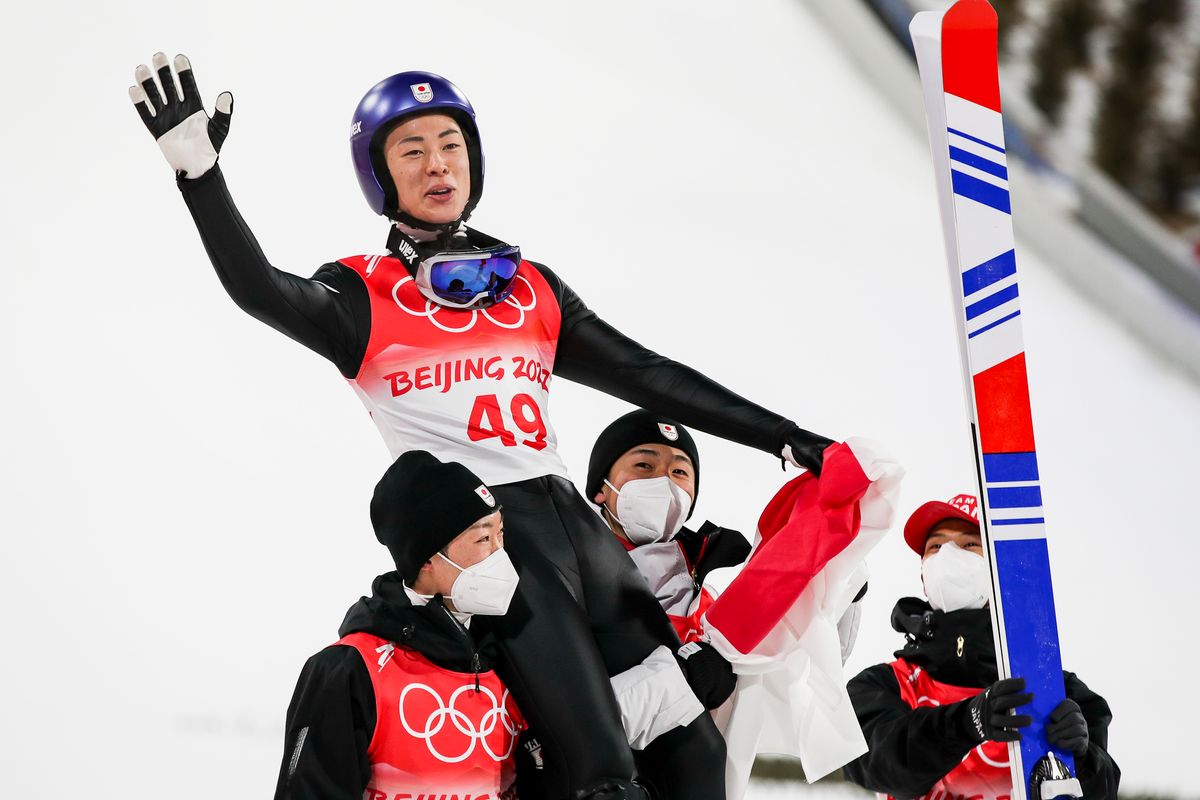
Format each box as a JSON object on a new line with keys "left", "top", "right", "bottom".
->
{"left": 956, "top": 634, "right": 965, "bottom": 658}
{"left": 690, "top": 534, "right": 712, "bottom": 592}
{"left": 440, "top": 602, "right": 482, "bottom": 692}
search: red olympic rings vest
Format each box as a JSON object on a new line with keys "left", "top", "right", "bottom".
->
{"left": 339, "top": 632, "right": 525, "bottom": 800}
{"left": 888, "top": 657, "right": 1013, "bottom": 800}
{"left": 338, "top": 254, "right": 570, "bottom": 487}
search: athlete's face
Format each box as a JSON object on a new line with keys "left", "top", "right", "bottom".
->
{"left": 922, "top": 519, "right": 983, "bottom": 560}
{"left": 383, "top": 113, "right": 471, "bottom": 225}
{"left": 414, "top": 510, "right": 505, "bottom": 604}
{"left": 595, "top": 444, "right": 695, "bottom": 535}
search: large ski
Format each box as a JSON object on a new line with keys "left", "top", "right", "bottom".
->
{"left": 909, "top": 3, "right": 1082, "bottom": 800}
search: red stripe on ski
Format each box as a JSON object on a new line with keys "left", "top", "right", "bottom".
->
{"left": 973, "top": 353, "right": 1035, "bottom": 453}
{"left": 942, "top": 0, "right": 1002, "bottom": 113}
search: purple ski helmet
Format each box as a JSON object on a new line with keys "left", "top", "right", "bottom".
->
{"left": 350, "top": 71, "right": 484, "bottom": 226}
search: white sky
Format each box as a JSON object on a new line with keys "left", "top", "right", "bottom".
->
{"left": 1, "top": 0, "right": 1197, "bottom": 797}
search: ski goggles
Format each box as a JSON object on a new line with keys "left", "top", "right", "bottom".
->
{"left": 414, "top": 245, "right": 523, "bottom": 309}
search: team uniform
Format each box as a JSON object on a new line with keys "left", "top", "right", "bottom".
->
{"left": 618, "top": 522, "right": 749, "bottom": 644}
{"left": 843, "top": 597, "right": 1120, "bottom": 800}
{"left": 132, "top": 55, "right": 831, "bottom": 797}
{"left": 177, "top": 168, "right": 821, "bottom": 797}
{"left": 277, "top": 574, "right": 526, "bottom": 800}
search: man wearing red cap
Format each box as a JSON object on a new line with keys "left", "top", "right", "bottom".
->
{"left": 841, "top": 494, "right": 1120, "bottom": 800}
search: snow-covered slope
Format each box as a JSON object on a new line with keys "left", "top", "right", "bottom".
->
{"left": 1, "top": 0, "right": 1196, "bottom": 797}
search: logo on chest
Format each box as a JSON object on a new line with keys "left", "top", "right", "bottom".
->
{"left": 390, "top": 275, "right": 538, "bottom": 334}
{"left": 398, "top": 682, "right": 520, "bottom": 763}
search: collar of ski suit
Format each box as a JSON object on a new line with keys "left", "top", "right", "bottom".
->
{"left": 890, "top": 596, "right": 997, "bottom": 688}
{"left": 338, "top": 571, "right": 497, "bottom": 673}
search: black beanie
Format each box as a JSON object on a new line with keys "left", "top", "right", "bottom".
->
{"left": 370, "top": 450, "right": 500, "bottom": 584}
{"left": 586, "top": 409, "right": 700, "bottom": 517}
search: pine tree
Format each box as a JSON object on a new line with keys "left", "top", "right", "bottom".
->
{"left": 992, "top": 0, "right": 1026, "bottom": 56}
{"left": 1150, "top": 46, "right": 1200, "bottom": 219}
{"left": 1093, "top": 0, "right": 1185, "bottom": 189}
{"left": 1028, "top": 0, "right": 1103, "bottom": 124}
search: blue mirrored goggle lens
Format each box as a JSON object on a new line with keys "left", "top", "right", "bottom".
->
{"left": 428, "top": 250, "right": 521, "bottom": 304}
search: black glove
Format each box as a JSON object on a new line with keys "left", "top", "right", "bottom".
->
{"left": 1046, "top": 698, "right": 1089, "bottom": 756}
{"left": 962, "top": 677, "right": 1034, "bottom": 743}
{"left": 129, "top": 52, "right": 233, "bottom": 178}
{"left": 781, "top": 425, "right": 836, "bottom": 476}
{"left": 675, "top": 641, "right": 736, "bottom": 709}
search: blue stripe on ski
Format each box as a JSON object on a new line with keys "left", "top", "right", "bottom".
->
{"left": 991, "top": 517, "right": 1046, "bottom": 525}
{"left": 949, "top": 145, "right": 1009, "bottom": 179}
{"left": 965, "top": 283, "right": 1019, "bottom": 320}
{"left": 993, "top": 539, "right": 1075, "bottom": 780}
{"left": 968, "top": 310, "right": 1021, "bottom": 338}
{"left": 962, "top": 250, "right": 1017, "bottom": 296}
{"left": 987, "top": 485, "right": 1043, "bottom": 509}
{"left": 952, "top": 170, "right": 1012, "bottom": 213}
{"left": 982, "top": 452, "right": 1040, "bottom": 482}
{"left": 947, "top": 126, "right": 1006, "bottom": 154}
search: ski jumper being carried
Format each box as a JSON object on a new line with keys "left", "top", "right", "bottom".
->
{"left": 129, "top": 56, "right": 834, "bottom": 800}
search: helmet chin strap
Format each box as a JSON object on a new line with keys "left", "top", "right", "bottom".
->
{"left": 389, "top": 208, "right": 466, "bottom": 236}
{"left": 387, "top": 191, "right": 477, "bottom": 238}
{"left": 392, "top": 218, "right": 467, "bottom": 245}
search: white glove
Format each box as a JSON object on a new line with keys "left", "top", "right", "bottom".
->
{"left": 129, "top": 52, "right": 232, "bottom": 179}
{"left": 609, "top": 645, "right": 704, "bottom": 750}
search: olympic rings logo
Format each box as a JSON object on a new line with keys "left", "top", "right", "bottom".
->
{"left": 398, "top": 682, "right": 521, "bottom": 763}
{"left": 973, "top": 742, "right": 1010, "bottom": 768}
{"left": 391, "top": 275, "right": 537, "bottom": 334}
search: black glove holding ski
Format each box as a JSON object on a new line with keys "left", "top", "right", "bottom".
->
{"left": 675, "top": 641, "right": 736, "bottom": 709}
{"left": 129, "top": 52, "right": 232, "bottom": 179}
{"left": 1046, "top": 698, "right": 1089, "bottom": 756}
{"left": 961, "top": 677, "right": 1034, "bottom": 743}
{"left": 781, "top": 424, "right": 836, "bottom": 476}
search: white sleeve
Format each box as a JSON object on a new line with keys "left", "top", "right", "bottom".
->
{"left": 609, "top": 645, "right": 705, "bottom": 750}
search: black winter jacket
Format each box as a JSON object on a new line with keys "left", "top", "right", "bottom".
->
{"left": 273, "top": 572, "right": 501, "bottom": 800}
{"left": 842, "top": 597, "right": 1120, "bottom": 800}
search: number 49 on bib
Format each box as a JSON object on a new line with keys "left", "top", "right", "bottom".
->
{"left": 468, "top": 393, "right": 548, "bottom": 451}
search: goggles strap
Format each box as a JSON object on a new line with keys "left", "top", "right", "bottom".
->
{"left": 387, "top": 226, "right": 428, "bottom": 276}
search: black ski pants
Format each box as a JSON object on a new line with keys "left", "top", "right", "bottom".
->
{"left": 486, "top": 475, "right": 726, "bottom": 800}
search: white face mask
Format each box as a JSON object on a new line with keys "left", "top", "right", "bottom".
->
{"left": 921, "top": 541, "right": 991, "bottom": 613}
{"left": 603, "top": 476, "right": 692, "bottom": 546}
{"left": 437, "top": 548, "right": 520, "bottom": 616}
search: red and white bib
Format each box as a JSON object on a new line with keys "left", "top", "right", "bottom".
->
{"left": 340, "top": 632, "right": 525, "bottom": 800}
{"left": 341, "top": 254, "right": 570, "bottom": 486}
{"left": 889, "top": 657, "right": 1013, "bottom": 800}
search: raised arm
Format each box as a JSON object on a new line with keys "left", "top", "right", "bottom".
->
{"left": 130, "top": 53, "right": 368, "bottom": 378}
{"left": 531, "top": 262, "right": 833, "bottom": 472}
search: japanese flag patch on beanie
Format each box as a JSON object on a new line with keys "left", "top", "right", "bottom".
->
{"left": 370, "top": 450, "right": 500, "bottom": 583}
{"left": 586, "top": 409, "right": 700, "bottom": 515}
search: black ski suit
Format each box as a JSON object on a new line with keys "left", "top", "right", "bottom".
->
{"left": 177, "top": 167, "right": 815, "bottom": 799}
{"left": 843, "top": 597, "right": 1120, "bottom": 800}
